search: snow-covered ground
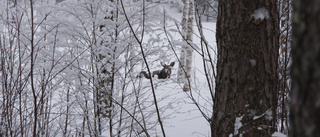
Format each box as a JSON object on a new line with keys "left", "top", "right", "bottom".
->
{"left": 146, "top": 4, "right": 216, "bottom": 137}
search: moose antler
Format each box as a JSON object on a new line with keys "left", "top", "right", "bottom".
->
{"left": 160, "top": 62, "right": 175, "bottom": 68}
{"left": 153, "top": 62, "right": 175, "bottom": 79}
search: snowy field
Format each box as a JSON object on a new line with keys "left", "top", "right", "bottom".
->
{"left": 141, "top": 4, "right": 216, "bottom": 137}
{"left": 0, "top": 1, "right": 291, "bottom": 136}
{"left": 132, "top": 3, "right": 288, "bottom": 137}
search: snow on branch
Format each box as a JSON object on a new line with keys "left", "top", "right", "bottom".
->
{"left": 251, "top": 7, "right": 269, "bottom": 21}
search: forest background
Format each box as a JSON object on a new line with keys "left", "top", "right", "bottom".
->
{"left": 1, "top": 0, "right": 316, "bottom": 137}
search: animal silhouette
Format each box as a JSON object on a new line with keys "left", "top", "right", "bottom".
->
{"left": 139, "top": 62, "right": 175, "bottom": 79}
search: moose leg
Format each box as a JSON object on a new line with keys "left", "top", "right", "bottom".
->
{"left": 152, "top": 70, "right": 160, "bottom": 78}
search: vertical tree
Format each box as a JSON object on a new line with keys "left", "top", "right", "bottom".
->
{"left": 177, "top": 0, "right": 194, "bottom": 92}
{"left": 86, "top": 0, "right": 119, "bottom": 135}
{"left": 29, "top": 0, "right": 37, "bottom": 136}
{"left": 278, "top": 0, "right": 292, "bottom": 133}
{"left": 97, "top": 0, "right": 114, "bottom": 118}
{"left": 212, "top": 0, "right": 279, "bottom": 136}
{"left": 290, "top": 0, "right": 320, "bottom": 136}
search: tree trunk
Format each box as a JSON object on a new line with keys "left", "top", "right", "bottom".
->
{"left": 278, "top": 0, "right": 291, "bottom": 133}
{"left": 184, "top": 0, "right": 194, "bottom": 91}
{"left": 212, "top": 0, "right": 279, "bottom": 136}
{"left": 177, "top": 0, "right": 188, "bottom": 83}
{"left": 177, "top": 0, "right": 194, "bottom": 92}
{"left": 290, "top": 0, "right": 320, "bottom": 136}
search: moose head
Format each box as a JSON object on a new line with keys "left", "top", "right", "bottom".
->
{"left": 139, "top": 62, "right": 175, "bottom": 79}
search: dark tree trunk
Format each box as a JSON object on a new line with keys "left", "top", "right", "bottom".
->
{"left": 212, "top": 0, "right": 279, "bottom": 136}
{"left": 290, "top": 0, "right": 320, "bottom": 137}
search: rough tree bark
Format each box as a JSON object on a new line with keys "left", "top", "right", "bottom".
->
{"left": 290, "top": 0, "right": 320, "bottom": 136}
{"left": 212, "top": 0, "right": 279, "bottom": 136}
